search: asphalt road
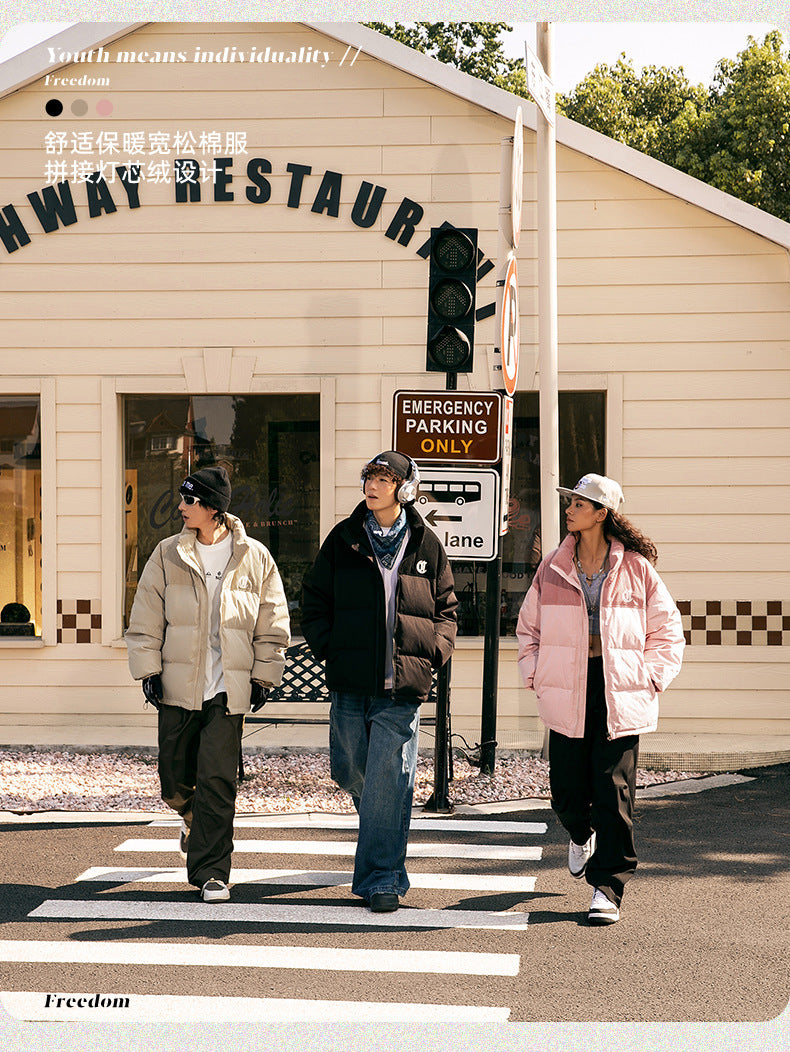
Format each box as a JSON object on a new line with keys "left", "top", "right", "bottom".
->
{"left": 0, "top": 763, "right": 787, "bottom": 1035}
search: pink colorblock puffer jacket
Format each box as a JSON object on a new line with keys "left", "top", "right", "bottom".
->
{"left": 516, "top": 535, "right": 685, "bottom": 739}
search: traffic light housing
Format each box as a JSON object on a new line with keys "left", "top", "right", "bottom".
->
{"left": 426, "top": 226, "right": 478, "bottom": 373}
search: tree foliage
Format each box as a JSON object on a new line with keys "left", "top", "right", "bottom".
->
{"left": 688, "top": 30, "right": 790, "bottom": 218}
{"left": 558, "top": 30, "right": 790, "bottom": 221}
{"left": 363, "top": 21, "right": 525, "bottom": 93}
{"left": 366, "top": 23, "right": 790, "bottom": 223}
{"left": 557, "top": 56, "right": 708, "bottom": 167}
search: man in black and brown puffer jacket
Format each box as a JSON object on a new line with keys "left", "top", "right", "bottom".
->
{"left": 301, "top": 450, "right": 457, "bottom": 913}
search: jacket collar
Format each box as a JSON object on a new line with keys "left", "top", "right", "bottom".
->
{"left": 176, "top": 513, "right": 247, "bottom": 572}
{"left": 550, "top": 533, "right": 625, "bottom": 587}
{"left": 342, "top": 499, "right": 425, "bottom": 551}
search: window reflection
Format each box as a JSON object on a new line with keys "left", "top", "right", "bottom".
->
{"left": 452, "top": 390, "right": 606, "bottom": 637}
{"left": 124, "top": 395, "right": 320, "bottom": 633}
{"left": 0, "top": 398, "right": 42, "bottom": 637}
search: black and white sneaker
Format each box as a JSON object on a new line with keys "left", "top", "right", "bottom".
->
{"left": 588, "top": 888, "right": 619, "bottom": 925}
{"left": 179, "top": 820, "right": 190, "bottom": 861}
{"left": 568, "top": 831, "right": 596, "bottom": 878}
{"left": 201, "top": 878, "right": 230, "bottom": 903}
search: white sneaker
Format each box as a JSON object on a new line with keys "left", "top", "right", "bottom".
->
{"left": 568, "top": 831, "right": 596, "bottom": 878}
{"left": 201, "top": 878, "right": 230, "bottom": 903}
{"left": 588, "top": 888, "right": 619, "bottom": 925}
{"left": 179, "top": 820, "right": 190, "bottom": 861}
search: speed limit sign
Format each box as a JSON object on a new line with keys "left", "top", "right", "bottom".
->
{"left": 500, "top": 255, "right": 519, "bottom": 396}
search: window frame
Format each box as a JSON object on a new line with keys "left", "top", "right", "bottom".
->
{"left": 103, "top": 370, "right": 335, "bottom": 645}
{"left": 0, "top": 379, "right": 55, "bottom": 646}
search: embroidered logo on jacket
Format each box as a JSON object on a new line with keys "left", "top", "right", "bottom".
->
{"left": 416, "top": 560, "right": 428, "bottom": 574}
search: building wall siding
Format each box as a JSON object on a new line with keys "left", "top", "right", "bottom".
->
{"left": 0, "top": 21, "right": 786, "bottom": 740}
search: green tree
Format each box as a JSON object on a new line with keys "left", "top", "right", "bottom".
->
{"left": 558, "top": 31, "right": 790, "bottom": 221}
{"left": 687, "top": 30, "right": 790, "bottom": 218}
{"left": 365, "top": 22, "right": 790, "bottom": 221}
{"left": 557, "top": 56, "right": 708, "bottom": 167}
{"left": 363, "top": 21, "right": 526, "bottom": 94}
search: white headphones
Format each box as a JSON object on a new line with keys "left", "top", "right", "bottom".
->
{"left": 361, "top": 453, "right": 420, "bottom": 505}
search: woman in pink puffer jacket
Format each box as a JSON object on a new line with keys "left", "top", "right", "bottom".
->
{"left": 516, "top": 473, "right": 684, "bottom": 926}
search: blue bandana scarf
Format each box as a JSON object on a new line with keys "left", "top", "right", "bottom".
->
{"left": 364, "top": 509, "right": 408, "bottom": 569}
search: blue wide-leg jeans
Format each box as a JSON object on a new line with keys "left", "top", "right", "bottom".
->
{"left": 329, "top": 692, "right": 421, "bottom": 902}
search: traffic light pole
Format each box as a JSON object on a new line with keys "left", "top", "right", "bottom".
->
{"left": 423, "top": 368, "right": 456, "bottom": 813}
{"left": 478, "top": 132, "right": 518, "bottom": 775}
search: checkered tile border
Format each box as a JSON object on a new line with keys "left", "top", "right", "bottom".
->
{"left": 677, "top": 601, "right": 788, "bottom": 647}
{"left": 57, "top": 599, "right": 101, "bottom": 644}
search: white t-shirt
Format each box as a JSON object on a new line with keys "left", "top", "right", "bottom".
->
{"left": 195, "top": 531, "right": 233, "bottom": 701}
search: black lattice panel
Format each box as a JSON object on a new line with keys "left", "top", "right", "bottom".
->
{"left": 269, "top": 641, "right": 438, "bottom": 704}
{"left": 271, "top": 642, "right": 329, "bottom": 702}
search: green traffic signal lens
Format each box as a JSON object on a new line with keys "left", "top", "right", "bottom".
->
{"left": 433, "top": 228, "right": 476, "bottom": 272}
{"left": 428, "top": 325, "right": 471, "bottom": 369}
{"left": 431, "top": 278, "right": 473, "bottom": 322}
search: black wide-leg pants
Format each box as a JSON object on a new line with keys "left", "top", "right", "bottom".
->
{"left": 548, "top": 657, "right": 639, "bottom": 908}
{"left": 157, "top": 693, "right": 244, "bottom": 888}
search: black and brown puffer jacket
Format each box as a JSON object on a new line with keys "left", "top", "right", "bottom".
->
{"left": 301, "top": 501, "right": 457, "bottom": 702}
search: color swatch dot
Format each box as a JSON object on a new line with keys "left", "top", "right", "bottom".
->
{"left": 71, "top": 99, "right": 88, "bottom": 116}
{"left": 96, "top": 99, "right": 113, "bottom": 117}
{"left": 45, "top": 99, "right": 63, "bottom": 117}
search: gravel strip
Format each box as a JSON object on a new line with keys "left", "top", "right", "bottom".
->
{"left": 0, "top": 748, "right": 709, "bottom": 814}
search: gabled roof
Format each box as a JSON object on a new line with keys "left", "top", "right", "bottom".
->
{"left": 5, "top": 19, "right": 790, "bottom": 251}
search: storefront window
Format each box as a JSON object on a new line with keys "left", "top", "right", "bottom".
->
{"left": 453, "top": 390, "right": 606, "bottom": 637}
{"left": 124, "top": 395, "right": 320, "bottom": 634}
{"left": 0, "top": 397, "right": 42, "bottom": 637}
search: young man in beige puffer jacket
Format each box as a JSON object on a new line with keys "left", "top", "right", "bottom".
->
{"left": 126, "top": 465, "right": 290, "bottom": 902}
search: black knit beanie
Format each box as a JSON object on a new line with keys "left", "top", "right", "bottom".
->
{"left": 179, "top": 465, "right": 232, "bottom": 512}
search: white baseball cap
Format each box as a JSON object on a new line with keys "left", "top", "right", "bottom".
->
{"left": 557, "top": 473, "right": 624, "bottom": 512}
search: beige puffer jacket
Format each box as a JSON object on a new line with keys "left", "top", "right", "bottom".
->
{"left": 125, "top": 515, "right": 290, "bottom": 715}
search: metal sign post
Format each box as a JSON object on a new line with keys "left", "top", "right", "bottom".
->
{"left": 530, "top": 25, "right": 560, "bottom": 558}
{"left": 478, "top": 104, "right": 524, "bottom": 775}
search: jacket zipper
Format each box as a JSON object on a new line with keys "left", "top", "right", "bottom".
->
{"left": 599, "top": 569, "right": 613, "bottom": 740}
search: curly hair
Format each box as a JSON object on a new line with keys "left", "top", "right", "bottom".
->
{"left": 599, "top": 506, "right": 658, "bottom": 565}
{"left": 361, "top": 464, "right": 404, "bottom": 487}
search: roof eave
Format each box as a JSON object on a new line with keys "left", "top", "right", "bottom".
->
{"left": 3, "top": 19, "right": 790, "bottom": 251}
{"left": 0, "top": 22, "right": 148, "bottom": 100}
{"left": 305, "top": 21, "right": 790, "bottom": 251}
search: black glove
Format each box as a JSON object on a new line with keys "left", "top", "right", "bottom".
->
{"left": 142, "top": 674, "right": 163, "bottom": 711}
{"left": 250, "top": 681, "right": 269, "bottom": 713}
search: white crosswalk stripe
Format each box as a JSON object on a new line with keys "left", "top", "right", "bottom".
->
{"left": 75, "top": 865, "right": 538, "bottom": 892}
{"left": 7, "top": 811, "right": 547, "bottom": 1021}
{"left": 116, "top": 837, "right": 543, "bottom": 860}
{"left": 150, "top": 815, "right": 548, "bottom": 834}
{"left": 29, "top": 898, "right": 530, "bottom": 929}
{"left": 0, "top": 939, "right": 519, "bottom": 976}
{"left": 1, "top": 990, "right": 511, "bottom": 1022}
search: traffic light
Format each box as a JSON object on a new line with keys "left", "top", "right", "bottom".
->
{"left": 426, "top": 226, "right": 478, "bottom": 373}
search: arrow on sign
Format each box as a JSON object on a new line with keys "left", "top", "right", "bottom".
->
{"left": 426, "top": 509, "right": 463, "bottom": 526}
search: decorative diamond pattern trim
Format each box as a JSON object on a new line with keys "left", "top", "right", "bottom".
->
{"left": 57, "top": 599, "right": 101, "bottom": 644}
{"left": 677, "top": 601, "right": 787, "bottom": 646}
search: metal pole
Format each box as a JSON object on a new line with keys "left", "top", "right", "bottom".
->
{"left": 424, "top": 658, "right": 452, "bottom": 812}
{"left": 423, "top": 368, "right": 456, "bottom": 813}
{"left": 479, "top": 135, "right": 516, "bottom": 775}
{"left": 537, "top": 23, "right": 559, "bottom": 761}
{"left": 479, "top": 548, "right": 502, "bottom": 774}
{"left": 537, "top": 22, "right": 560, "bottom": 557}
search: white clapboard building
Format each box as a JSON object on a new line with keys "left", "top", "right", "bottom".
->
{"left": 0, "top": 22, "right": 787, "bottom": 762}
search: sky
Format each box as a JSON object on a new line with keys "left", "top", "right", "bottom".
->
{"left": 0, "top": 20, "right": 783, "bottom": 92}
{"left": 506, "top": 21, "right": 780, "bottom": 93}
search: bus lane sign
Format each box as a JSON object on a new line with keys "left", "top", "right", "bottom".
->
{"left": 393, "top": 390, "right": 502, "bottom": 463}
{"left": 416, "top": 467, "right": 500, "bottom": 561}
